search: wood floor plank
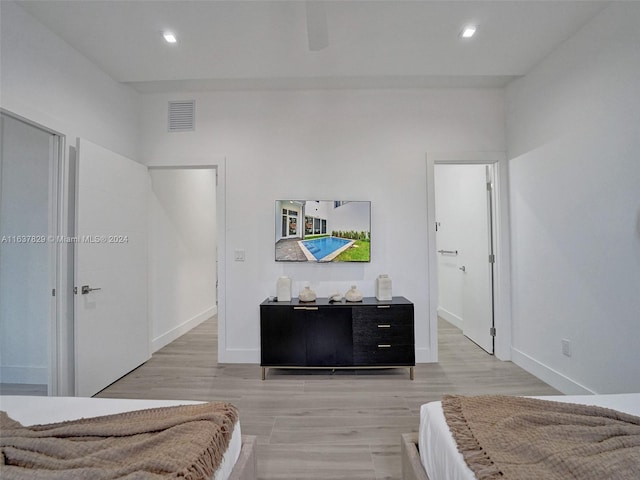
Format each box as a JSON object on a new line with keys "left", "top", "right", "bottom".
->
{"left": 258, "top": 444, "right": 375, "bottom": 479}
{"left": 0, "top": 383, "right": 48, "bottom": 396}
{"left": 96, "top": 316, "right": 560, "bottom": 479}
{"left": 269, "top": 421, "right": 416, "bottom": 448}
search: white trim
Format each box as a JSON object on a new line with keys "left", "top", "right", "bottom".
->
{"left": 151, "top": 306, "right": 217, "bottom": 352}
{"left": 426, "top": 151, "right": 512, "bottom": 363}
{"left": 511, "top": 348, "right": 595, "bottom": 395}
{"left": 415, "top": 347, "right": 432, "bottom": 363}
{"left": 428, "top": 151, "right": 506, "bottom": 164}
{"left": 56, "top": 139, "right": 75, "bottom": 397}
{"left": 217, "top": 160, "right": 228, "bottom": 363}
{"left": 425, "top": 158, "right": 439, "bottom": 363}
{"left": 492, "top": 157, "right": 513, "bottom": 360}
{"left": 47, "top": 133, "right": 60, "bottom": 396}
{"left": 0, "top": 108, "right": 65, "bottom": 137}
{"left": 146, "top": 164, "right": 215, "bottom": 170}
{"left": 222, "top": 348, "right": 260, "bottom": 364}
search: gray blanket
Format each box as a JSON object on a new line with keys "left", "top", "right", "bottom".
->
{"left": 1, "top": 402, "right": 238, "bottom": 479}
{"left": 442, "top": 395, "right": 640, "bottom": 480}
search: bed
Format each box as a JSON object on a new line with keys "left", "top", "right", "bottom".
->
{"left": 0, "top": 395, "right": 257, "bottom": 480}
{"left": 402, "top": 393, "right": 640, "bottom": 480}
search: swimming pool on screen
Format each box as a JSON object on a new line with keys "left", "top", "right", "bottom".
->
{"left": 300, "top": 237, "right": 355, "bottom": 262}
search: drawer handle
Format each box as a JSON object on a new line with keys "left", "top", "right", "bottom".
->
{"left": 293, "top": 307, "right": 307, "bottom": 310}
{"left": 377, "top": 324, "right": 391, "bottom": 328}
{"left": 377, "top": 305, "right": 391, "bottom": 309}
{"left": 378, "top": 344, "right": 391, "bottom": 348}
{"left": 305, "top": 307, "right": 319, "bottom": 310}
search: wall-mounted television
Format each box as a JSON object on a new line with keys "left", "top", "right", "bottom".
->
{"left": 275, "top": 200, "right": 371, "bottom": 262}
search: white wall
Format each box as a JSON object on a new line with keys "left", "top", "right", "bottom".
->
{"left": 506, "top": 2, "right": 640, "bottom": 394}
{"left": 0, "top": 115, "right": 52, "bottom": 385}
{"left": 10, "top": 0, "right": 636, "bottom": 390}
{"left": 1, "top": 3, "right": 224, "bottom": 386}
{"left": 331, "top": 201, "right": 370, "bottom": 234}
{"left": 0, "top": 1, "right": 142, "bottom": 394}
{"left": 140, "top": 88, "right": 506, "bottom": 363}
{"left": 148, "top": 168, "right": 217, "bottom": 351}
{"left": 0, "top": 0, "right": 140, "bottom": 160}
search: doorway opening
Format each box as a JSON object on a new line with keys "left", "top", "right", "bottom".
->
{"left": 434, "top": 163, "right": 495, "bottom": 354}
{"left": 0, "top": 111, "right": 64, "bottom": 396}
{"left": 147, "top": 165, "right": 219, "bottom": 354}
{"left": 426, "top": 152, "right": 512, "bottom": 363}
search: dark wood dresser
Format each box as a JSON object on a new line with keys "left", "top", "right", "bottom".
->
{"left": 260, "top": 296, "right": 415, "bottom": 379}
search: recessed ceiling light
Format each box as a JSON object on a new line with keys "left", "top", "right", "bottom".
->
{"left": 163, "top": 31, "right": 177, "bottom": 44}
{"left": 460, "top": 25, "right": 477, "bottom": 39}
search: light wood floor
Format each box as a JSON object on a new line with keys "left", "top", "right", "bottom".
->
{"left": 0, "top": 383, "right": 48, "bottom": 396}
{"left": 96, "top": 317, "right": 559, "bottom": 479}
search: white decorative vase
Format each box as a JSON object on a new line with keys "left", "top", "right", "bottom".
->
{"left": 298, "top": 286, "right": 317, "bottom": 302}
{"left": 375, "top": 274, "right": 392, "bottom": 301}
{"left": 345, "top": 285, "right": 363, "bottom": 302}
{"left": 276, "top": 276, "right": 292, "bottom": 302}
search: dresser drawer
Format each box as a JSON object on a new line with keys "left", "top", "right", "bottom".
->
{"left": 352, "top": 306, "right": 413, "bottom": 328}
{"left": 353, "top": 322, "right": 414, "bottom": 346}
{"left": 353, "top": 343, "right": 415, "bottom": 365}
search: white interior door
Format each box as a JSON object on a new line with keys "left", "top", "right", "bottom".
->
{"left": 75, "top": 138, "right": 149, "bottom": 397}
{"left": 434, "top": 169, "right": 464, "bottom": 329}
{"left": 459, "top": 165, "right": 494, "bottom": 353}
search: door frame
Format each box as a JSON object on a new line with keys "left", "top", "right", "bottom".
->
{"left": 0, "top": 109, "right": 67, "bottom": 395}
{"left": 146, "top": 159, "right": 226, "bottom": 363}
{"left": 426, "top": 152, "right": 512, "bottom": 361}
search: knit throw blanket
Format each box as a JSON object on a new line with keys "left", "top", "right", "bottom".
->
{"left": 442, "top": 395, "right": 640, "bottom": 480}
{"left": 0, "top": 402, "right": 238, "bottom": 480}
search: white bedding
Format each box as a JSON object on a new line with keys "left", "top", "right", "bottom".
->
{"left": 419, "top": 393, "right": 640, "bottom": 480}
{"left": 0, "top": 395, "right": 242, "bottom": 480}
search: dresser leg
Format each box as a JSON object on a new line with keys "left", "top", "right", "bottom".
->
{"left": 261, "top": 367, "right": 266, "bottom": 381}
{"left": 410, "top": 366, "right": 414, "bottom": 381}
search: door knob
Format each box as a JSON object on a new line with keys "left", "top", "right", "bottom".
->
{"left": 459, "top": 266, "right": 466, "bottom": 272}
{"left": 81, "top": 285, "right": 102, "bottom": 295}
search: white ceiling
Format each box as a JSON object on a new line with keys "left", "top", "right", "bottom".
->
{"left": 16, "top": 0, "right": 609, "bottom": 92}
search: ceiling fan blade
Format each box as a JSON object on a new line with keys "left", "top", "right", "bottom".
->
{"left": 306, "top": 1, "right": 329, "bottom": 51}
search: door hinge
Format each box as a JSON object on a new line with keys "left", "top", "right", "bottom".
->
{"left": 74, "top": 286, "right": 78, "bottom": 294}
{"left": 490, "top": 327, "right": 496, "bottom": 337}
{"left": 52, "top": 288, "right": 56, "bottom": 297}
{"left": 489, "top": 254, "right": 495, "bottom": 263}
{"left": 487, "top": 182, "right": 492, "bottom": 191}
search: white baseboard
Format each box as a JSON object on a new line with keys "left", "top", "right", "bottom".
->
{"left": 511, "top": 347, "right": 595, "bottom": 395}
{"left": 152, "top": 306, "right": 217, "bottom": 353}
{"left": 437, "top": 307, "right": 463, "bottom": 330}
{"left": 0, "top": 365, "right": 48, "bottom": 384}
{"left": 415, "top": 347, "right": 435, "bottom": 363}
{"left": 218, "top": 348, "right": 260, "bottom": 364}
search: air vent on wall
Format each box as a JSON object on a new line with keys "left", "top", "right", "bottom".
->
{"left": 168, "top": 100, "right": 195, "bottom": 132}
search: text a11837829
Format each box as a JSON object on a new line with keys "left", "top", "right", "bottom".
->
{"left": 0, "top": 234, "right": 129, "bottom": 244}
